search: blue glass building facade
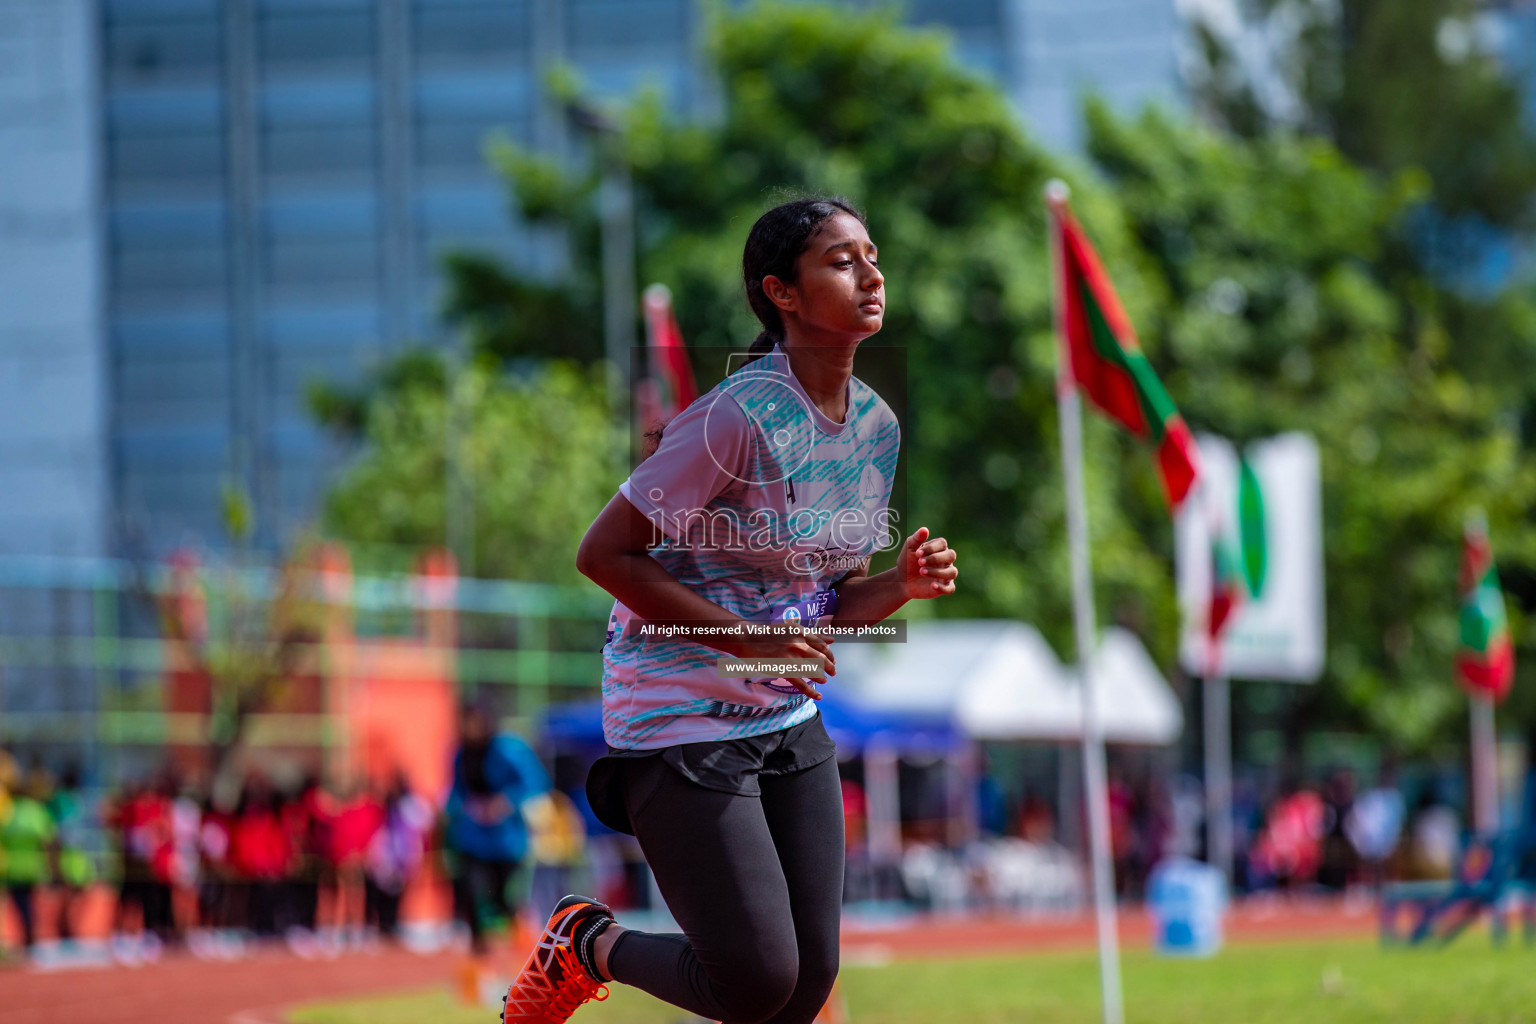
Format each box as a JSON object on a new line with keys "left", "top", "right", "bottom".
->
{"left": 4, "top": 0, "right": 1182, "bottom": 560}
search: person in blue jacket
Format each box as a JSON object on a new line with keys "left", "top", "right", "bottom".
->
{"left": 445, "top": 701, "right": 551, "bottom": 955}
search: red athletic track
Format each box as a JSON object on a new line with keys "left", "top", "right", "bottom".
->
{"left": 0, "top": 900, "right": 1377, "bottom": 1024}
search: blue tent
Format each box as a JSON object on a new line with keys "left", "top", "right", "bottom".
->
{"left": 816, "top": 695, "right": 960, "bottom": 756}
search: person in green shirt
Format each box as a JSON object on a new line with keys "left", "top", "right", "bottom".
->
{"left": 48, "top": 765, "right": 95, "bottom": 942}
{"left": 0, "top": 750, "right": 13, "bottom": 958}
{"left": 1, "top": 770, "right": 57, "bottom": 950}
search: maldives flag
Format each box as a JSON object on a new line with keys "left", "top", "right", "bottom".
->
{"left": 641, "top": 283, "right": 699, "bottom": 418}
{"left": 1457, "top": 516, "right": 1515, "bottom": 702}
{"left": 1209, "top": 455, "right": 1270, "bottom": 642}
{"left": 1208, "top": 527, "right": 1246, "bottom": 646}
{"left": 1048, "top": 191, "right": 1199, "bottom": 511}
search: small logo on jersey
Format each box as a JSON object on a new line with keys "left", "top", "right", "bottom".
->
{"left": 859, "top": 463, "right": 885, "bottom": 502}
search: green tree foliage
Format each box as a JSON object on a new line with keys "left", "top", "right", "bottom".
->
{"left": 316, "top": 1, "right": 1536, "bottom": 749}
{"left": 316, "top": 358, "right": 620, "bottom": 584}
{"left": 1085, "top": 102, "right": 1536, "bottom": 747}
{"left": 1188, "top": 0, "right": 1536, "bottom": 228}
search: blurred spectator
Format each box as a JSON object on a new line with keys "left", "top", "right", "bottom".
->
{"left": 169, "top": 779, "right": 202, "bottom": 937}
{"left": 1230, "top": 775, "right": 1264, "bottom": 892}
{"left": 108, "top": 779, "right": 159, "bottom": 956}
{"left": 326, "top": 779, "right": 383, "bottom": 943}
{"left": 841, "top": 777, "right": 867, "bottom": 850}
{"left": 1017, "top": 793, "right": 1054, "bottom": 844}
{"left": 1, "top": 768, "right": 56, "bottom": 951}
{"left": 1252, "top": 780, "right": 1326, "bottom": 890}
{"left": 286, "top": 775, "right": 329, "bottom": 935}
{"left": 0, "top": 747, "right": 15, "bottom": 826}
{"left": 1317, "top": 770, "right": 1358, "bottom": 891}
{"left": 1107, "top": 773, "right": 1138, "bottom": 896}
{"left": 1406, "top": 786, "right": 1461, "bottom": 880}
{"left": 445, "top": 702, "right": 550, "bottom": 956}
{"left": 526, "top": 788, "right": 588, "bottom": 914}
{"left": 145, "top": 773, "right": 182, "bottom": 944}
{"left": 230, "top": 775, "right": 292, "bottom": 936}
{"left": 47, "top": 765, "right": 95, "bottom": 942}
{"left": 0, "top": 749, "right": 10, "bottom": 958}
{"left": 974, "top": 762, "right": 1006, "bottom": 837}
{"left": 364, "top": 770, "right": 432, "bottom": 940}
{"left": 196, "top": 794, "right": 237, "bottom": 933}
{"left": 1165, "top": 773, "right": 1204, "bottom": 860}
{"left": 107, "top": 772, "right": 179, "bottom": 949}
{"left": 1142, "top": 780, "right": 1175, "bottom": 870}
{"left": 1345, "top": 766, "right": 1405, "bottom": 889}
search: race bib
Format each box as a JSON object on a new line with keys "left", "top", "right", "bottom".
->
{"left": 751, "top": 590, "right": 839, "bottom": 695}
{"left": 771, "top": 589, "right": 838, "bottom": 627}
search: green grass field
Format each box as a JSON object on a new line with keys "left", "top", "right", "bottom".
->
{"left": 288, "top": 937, "right": 1536, "bottom": 1024}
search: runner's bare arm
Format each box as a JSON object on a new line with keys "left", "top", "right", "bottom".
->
{"left": 576, "top": 491, "right": 835, "bottom": 681}
{"left": 829, "top": 526, "right": 959, "bottom": 627}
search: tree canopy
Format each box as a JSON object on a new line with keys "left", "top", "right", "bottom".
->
{"left": 313, "top": 1, "right": 1536, "bottom": 751}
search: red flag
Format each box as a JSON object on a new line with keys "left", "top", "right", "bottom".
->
{"left": 1048, "top": 190, "right": 1199, "bottom": 511}
{"left": 642, "top": 284, "right": 699, "bottom": 418}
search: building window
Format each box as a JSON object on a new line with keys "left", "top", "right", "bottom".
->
{"left": 566, "top": 0, "right": 690, "bottom": 54}
{"left": 104, "top": 10, "right": 222, "bottom": 87}
{"left": 903, "top": 0, "right": 1002, "bottom": 32}
{"left": 412, "top": 0, "right": 532, "bottom": 66}
{"left": 414, "top": 72, "right": 532, "bottom": 176}
{"left": 257, "top": 7, "right": 375, "bottom": 75}
{"left": 107, "top": 87, "right": 226, "bottom": 194}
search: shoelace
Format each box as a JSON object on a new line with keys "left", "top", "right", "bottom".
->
{"left": 504, "top": 921, "right": 608, "bottom": 1021}
{"left": 548, "top": 979, "right": 610, "bottom": 1017}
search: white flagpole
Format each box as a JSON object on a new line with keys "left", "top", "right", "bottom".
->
{"left": 1046, "top": 179, "right": 1124, "bottom": 1024}
{"left": 1466, "top": 508, "right": 1500, "bottom": 834}
{"left": 1470, "top": 693, "right": 1498, "bottom": 832}
{"left": 1201, "top": 481, "right": 1235, "bottom": 885}
{"left": 1203, "top": 672, "right": 1234, "bottom": 883}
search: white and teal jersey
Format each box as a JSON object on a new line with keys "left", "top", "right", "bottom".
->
{"left": 603, "top": 340, "right": 901, "bottom": 749}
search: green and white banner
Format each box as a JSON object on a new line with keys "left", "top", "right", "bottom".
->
{"left": 1175, "top": 432, "right": 1325, "bottom": 682}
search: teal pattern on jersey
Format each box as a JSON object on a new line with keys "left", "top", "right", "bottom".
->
{"left": 603, "top": 342, "right": 900, "bottom": 749}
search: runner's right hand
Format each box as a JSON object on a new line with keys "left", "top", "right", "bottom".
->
{"left": 722, "top": 627, "right": 835, "bottom": 700}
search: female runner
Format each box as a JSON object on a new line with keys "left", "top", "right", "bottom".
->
{"left": 503, "top": 196, "right": 959, "bottom": 1024}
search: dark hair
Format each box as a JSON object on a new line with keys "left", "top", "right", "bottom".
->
{"left": 742, "top": 196, "right": 867, "bottom": 360}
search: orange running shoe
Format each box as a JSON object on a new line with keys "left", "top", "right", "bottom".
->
{"left": 502, "top": 895, "right": 613, "bottom": 1023}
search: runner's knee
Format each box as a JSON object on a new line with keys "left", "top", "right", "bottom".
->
{"left": 715, "top": 948, "right": 799, "bottom": 1023}
{"left": 791, "top": 944, "right": 839, "bottom": 1013}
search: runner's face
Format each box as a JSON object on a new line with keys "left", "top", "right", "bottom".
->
{"left": 772, "top": 212, "right": 884, "bottom": 341}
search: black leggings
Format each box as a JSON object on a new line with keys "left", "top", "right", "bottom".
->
{"left": 608, "top": 754, "right": 844, "bottom": 1024}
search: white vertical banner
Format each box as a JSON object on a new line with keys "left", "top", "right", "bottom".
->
{"left": 1176, "top": 433, "right": 1325, "bottom": 683}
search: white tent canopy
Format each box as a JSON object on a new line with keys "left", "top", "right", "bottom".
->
{"left": 1078, "top": 627, "right": 1184, "bottom": 745}
{"left": 840, "top": 620, "right": 1182, "bottom": 745}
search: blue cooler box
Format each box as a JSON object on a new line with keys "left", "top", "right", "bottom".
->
{"left": 1147, "top": 856, "right": 1226, "bottom": 957}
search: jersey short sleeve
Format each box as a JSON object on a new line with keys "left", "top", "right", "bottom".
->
{"left": 619, "top": 392, "right": 753, "bottom": 542}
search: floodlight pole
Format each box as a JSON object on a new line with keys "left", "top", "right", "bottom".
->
{"left": 445, "top": 332, "right": 474, "bottom": 578}
{"left": 1046, "top": 179, "right": 1124, "bottom": 1024}
{"left": 567, "top": 100, "right": 634, "bottom": 430}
